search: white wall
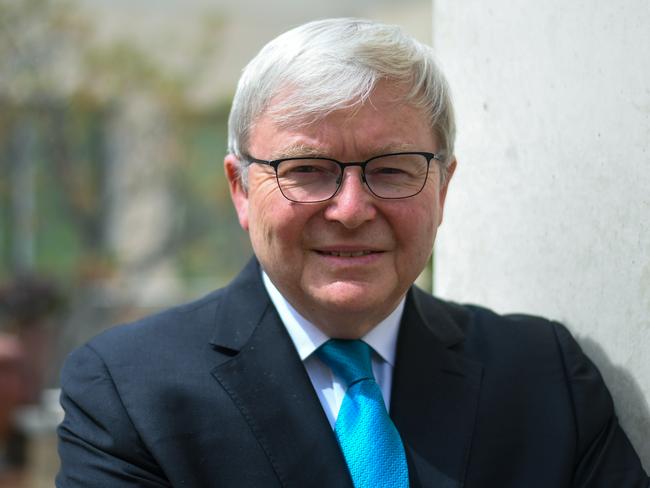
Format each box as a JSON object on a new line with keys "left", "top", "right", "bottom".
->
{"left": 432, "top": 0, "right": 650, "bottom": 468}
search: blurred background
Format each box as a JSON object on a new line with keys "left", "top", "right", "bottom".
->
{"left": 0, "top": 0, "right": 431, "bottom": 485}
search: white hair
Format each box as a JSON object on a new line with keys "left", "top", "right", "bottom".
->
{"left": 227, "top": 18, "right": 456, "bottom": 185}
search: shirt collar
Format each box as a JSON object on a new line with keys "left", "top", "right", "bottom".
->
{"left": 262, "top": 270, "right": 404, "bottom": 366}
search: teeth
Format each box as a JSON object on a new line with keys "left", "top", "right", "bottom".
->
{"left": 323, "top": 250, "right": 373, "bottom": 257}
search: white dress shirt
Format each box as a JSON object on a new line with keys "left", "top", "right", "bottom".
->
{"left": 262, "top": 271, "right": 405, "bottom": 427}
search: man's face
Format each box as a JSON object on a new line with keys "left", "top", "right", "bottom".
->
{"left": 225, "top": 83, "right": 455, "bottom": 338}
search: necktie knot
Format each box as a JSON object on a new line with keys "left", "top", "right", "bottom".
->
{"left": 317, "top": 339, "right": 374, "bottom": 386}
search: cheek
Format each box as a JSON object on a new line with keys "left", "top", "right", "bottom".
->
{"left": 392, "top": 201, "right": 439, "bottom": 259}
{"left": 246, "top": 184, "right": 283, "bottom": 242}
{"left": 397, "top": 201, "right": 437, "bottom": 236}
{"left": 249, "top": 208, "right": 281, "bottom": 256}
{"left": 248, "top": 199, "right": 310, "bottom": 255}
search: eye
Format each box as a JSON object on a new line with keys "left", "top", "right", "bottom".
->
{"left": 290, "top": 165, "right": 326, "bottom": 173}
{"left": 366, "top": 165, "right": 411, "bottom": 177}
{"left": 278, "top": 159, "right": 339, "bottom": 178}
{"left": 374, "top": 166, "right": 407, "bottom": 175}
{"left": 366, "top": 154, "right": 428, "bottom": 179}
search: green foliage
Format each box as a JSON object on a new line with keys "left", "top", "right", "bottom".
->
{"left": 0, "top": 0, "right": 247, "bottom": 292}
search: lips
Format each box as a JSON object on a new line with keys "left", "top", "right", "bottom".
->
{"left": 318, "top": 250, "right": 375, "bottom": 257}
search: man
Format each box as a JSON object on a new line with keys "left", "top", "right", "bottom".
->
{"left": 56, "top": 18, "right": 648, "bottom": 487}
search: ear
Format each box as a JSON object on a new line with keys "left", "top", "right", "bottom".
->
{"left": 224, "top": 154, "right": 250, "bottom": 231}
{"left": 437, "top": 157, "right": 457, "bottom": 226}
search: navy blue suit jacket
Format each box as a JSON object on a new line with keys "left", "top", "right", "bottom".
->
{"left": 57, "top": 259, "right": 648, "bottom": 487}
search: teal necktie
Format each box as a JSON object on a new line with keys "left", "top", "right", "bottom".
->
{"left": 317, "top": 339, "right": 409, "bottom": 488}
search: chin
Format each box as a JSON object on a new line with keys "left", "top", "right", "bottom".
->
{"left": 311, "top": 281, "right": 394, "bottom": 313}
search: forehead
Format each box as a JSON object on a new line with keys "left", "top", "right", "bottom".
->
{"left": 250, "top": 84, "right": 436, "bottom": 159}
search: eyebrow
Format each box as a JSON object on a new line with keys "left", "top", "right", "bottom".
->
{"left": 269, "top": 144, "right": 325, "bottom": 160}
{"left": 269, "top": 142, "right": 422, "bottom": 160}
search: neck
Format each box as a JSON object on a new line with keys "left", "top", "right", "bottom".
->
{"left": 261, "top": 270, "right": 406, "bottom": 339}
{"left": 303, "top": 312, "right": 381, "bottom": 339}
{"left": 288, "top": 293, "right": 405, "bottom": 340}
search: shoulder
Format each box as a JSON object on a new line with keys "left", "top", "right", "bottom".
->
{"left": 435, "top": 296, "right": 572, "bottom": 354}
{"left": 86, "top": 287, "right": 226, "bottom": 359}
{"left": 422, "top": 295, "right": 613, "bottom": 424}
{"left": 411, "top": 289, "right": 587, "bottom": 378}
{"left": 412, "top": 286, "right": 569, "bottom": 349}
{"left": 61, "top": 258, "right": 267, "bottom": 380}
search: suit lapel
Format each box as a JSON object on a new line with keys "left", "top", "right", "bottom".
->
{"left": 391, "top": 287, "right": 483, "bottom": 488}
{"left": 209, "top": 260, "right": 353, "bottom": 488}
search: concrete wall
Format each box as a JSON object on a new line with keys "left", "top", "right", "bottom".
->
{"left": 432, "top": 0, "right": 649, "bottom": 468}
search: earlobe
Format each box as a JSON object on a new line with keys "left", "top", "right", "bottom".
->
{"left": 224, "top": 154, "right": 250, "bottom": 231}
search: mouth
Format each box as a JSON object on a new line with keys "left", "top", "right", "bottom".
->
{"left": 317, "top": 250, "right": 376, "bottom": 257}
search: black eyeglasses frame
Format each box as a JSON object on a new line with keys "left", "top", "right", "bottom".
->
{"left": 243, "top": 151, "right": 443, "bottom": 203}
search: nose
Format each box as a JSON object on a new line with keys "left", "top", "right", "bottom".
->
{"left": 323, "top": 167, "right": 377, "bottom": 228}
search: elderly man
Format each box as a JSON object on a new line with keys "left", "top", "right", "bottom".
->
{"left": 56, "top": 19, "right": 648, "bottom": 487}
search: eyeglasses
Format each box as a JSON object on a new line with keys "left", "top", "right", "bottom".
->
{"left": 244, "top": 151, "right": 442, "bottom": 203}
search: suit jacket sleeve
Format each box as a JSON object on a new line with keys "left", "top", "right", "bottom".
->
{"left": 56, "top": 343, "right": 171, "bottom": 487}
{"left": 552, "top": 323, "right": 649, "bottom": 487}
